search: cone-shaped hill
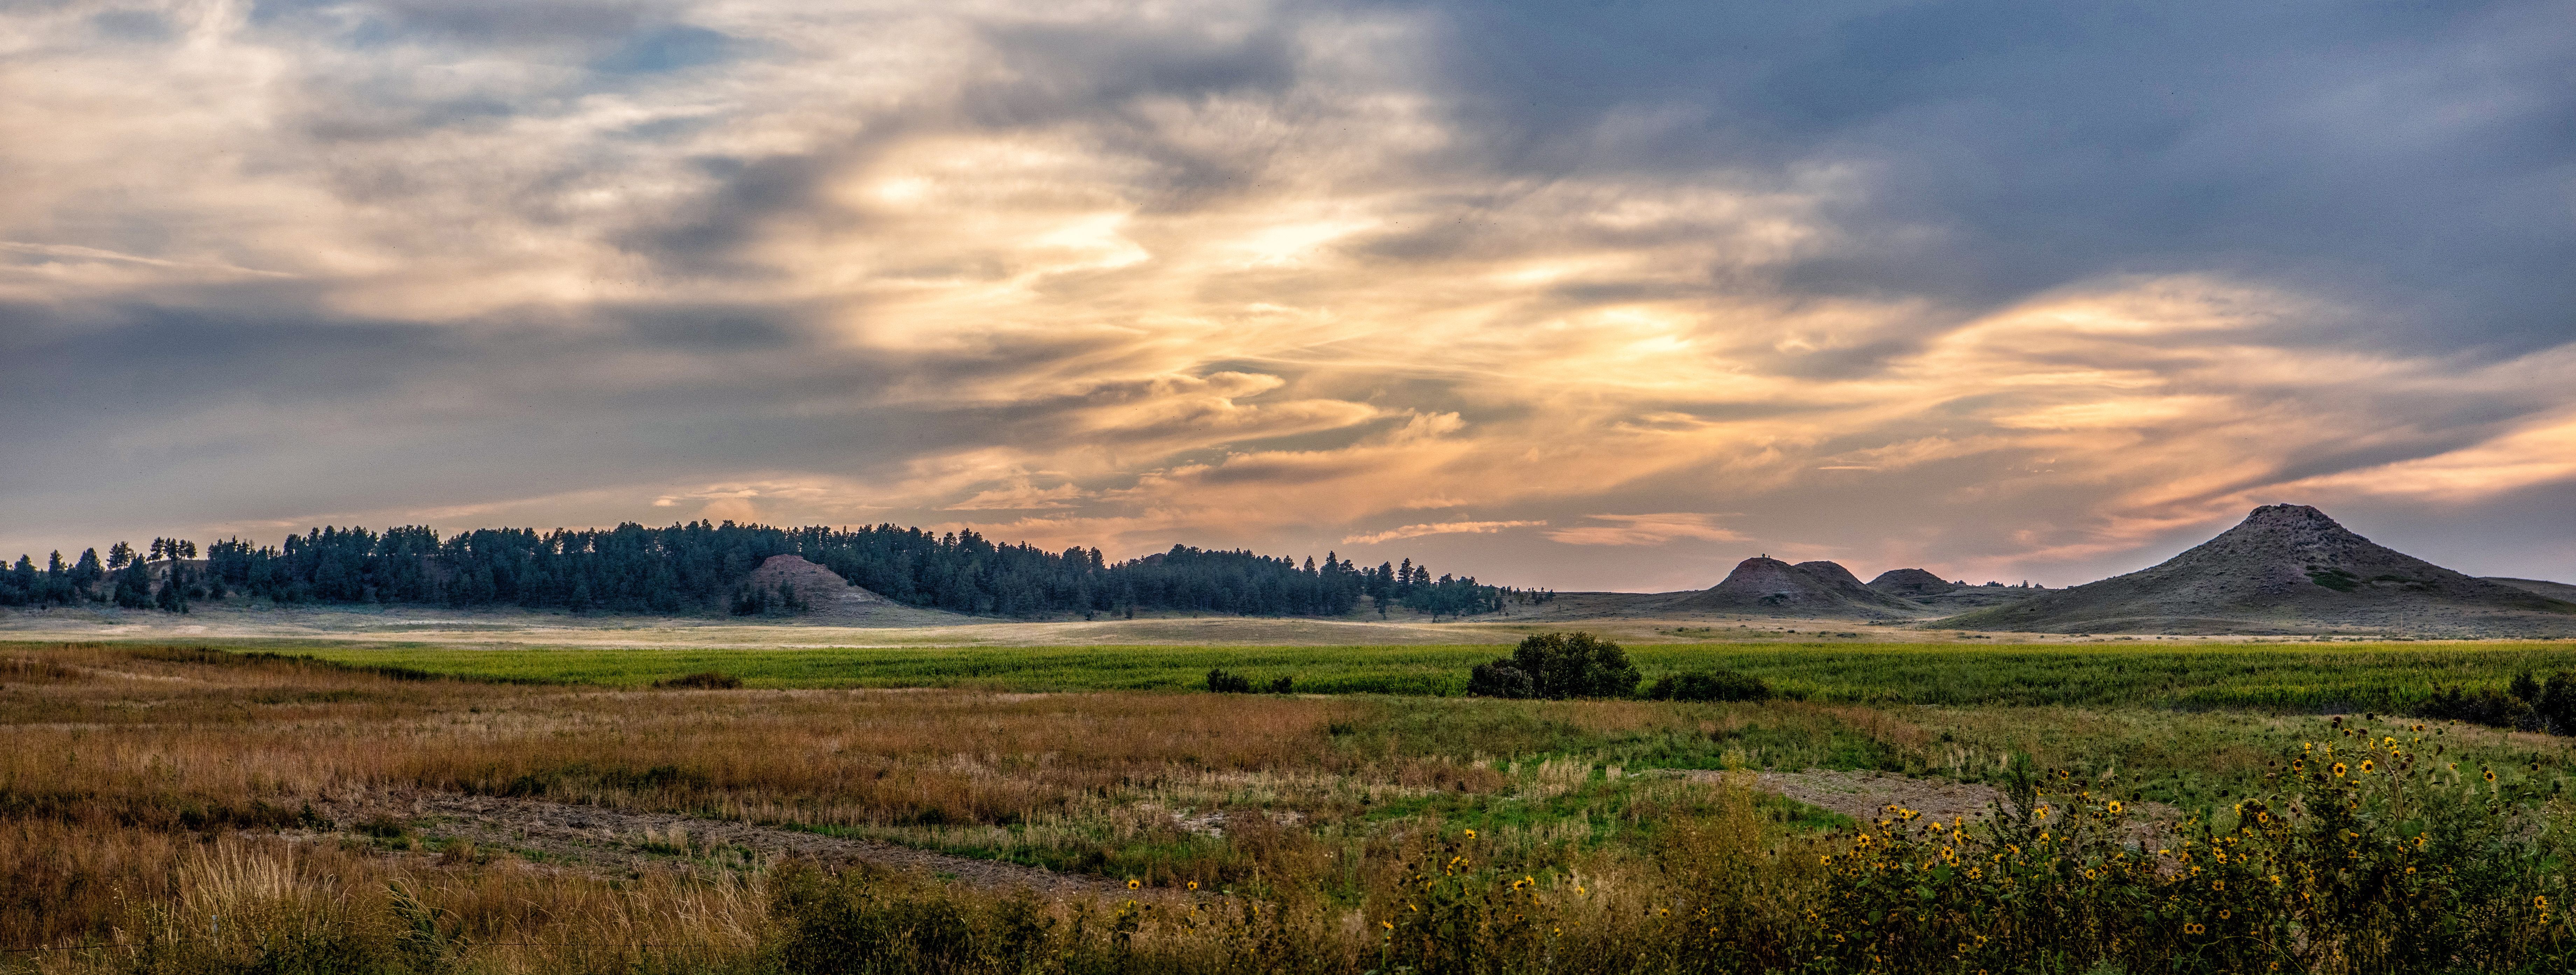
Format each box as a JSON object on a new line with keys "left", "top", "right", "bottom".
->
{"left": 1868, "top": 568, "right": 1956, "bottom": 596}
{"left": 1941, "top": 504, "right": 2576, "bottom": 635}
{"left": 1667, "top": 557, "right": 1929, "bottom": 619}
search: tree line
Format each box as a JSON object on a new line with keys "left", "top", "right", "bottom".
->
{"left": 0, "top": 521, "right": 1521, "bottom": 620}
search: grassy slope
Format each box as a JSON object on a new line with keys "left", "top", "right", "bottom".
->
{"left": 270, "top": 639, "right": 2576, "bottom": 711}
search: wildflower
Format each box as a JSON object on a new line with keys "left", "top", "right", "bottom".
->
{"left": 2486, "top": 767, "right": 2498, "bottom": 782}
{"left": 2213, "top": 879, "right": 2224, "bottom": 890}
{"left": 2219, "top": 910, "right": 2231, "bottom": 920}
{"left": 2332, "top": 762, "right": 2348, "bottom": 777}
{"left": 1188, "top": 880, "right": 1198, "bottom": 891}
{"left": 1463, "top": 828, "right": 1476, "bottom": 839}
{"left": 1381, "top": 920, "right": 1393, "bottom": 930}
{"left": 2107, "top": 800, "right": 2124, "bottom": 815}
{"left": 1127, "top": 879, "right": 1141, "bottom": 890}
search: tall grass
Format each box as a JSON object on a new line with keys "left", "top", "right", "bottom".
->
{"left": 11, "top": 643, "right": 2576, "bottom": 973}
{"left": 263, "top": 639, "right": 2576, "bottom": 710}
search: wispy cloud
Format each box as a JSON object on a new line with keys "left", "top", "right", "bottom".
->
{"left": 1, "top": 0, "right": 2571, "bottom": 585}
{"left": 1546, "top": 514, "right": 1745, "bottom": 547}
{"left": 1343, "top": 521, "right": 1546, "bottom": 546}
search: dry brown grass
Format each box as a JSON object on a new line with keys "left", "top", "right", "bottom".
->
{"left": 0, "top": 643, "right": 1521, "bottom": 959}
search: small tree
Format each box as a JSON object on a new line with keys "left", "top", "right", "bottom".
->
{"left": 1470, "top": 631, "right": 1639, "bottom": 699}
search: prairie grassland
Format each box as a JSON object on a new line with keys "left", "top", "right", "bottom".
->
{"left": 288, "top": 637, "right": 2576, "bottom": 709}
{"left": 11, "top": 642, "right": 2576, "bottom": 973}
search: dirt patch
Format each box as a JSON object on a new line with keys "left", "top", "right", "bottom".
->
{"left": 311, "top": 789, "right": 1107, "bottom": 896}
{"left": 1726, "top": 769, "right": 2008, "bottom": 825}
{"left": 1694, "top": 768, "right": 2180, "bottom": 835}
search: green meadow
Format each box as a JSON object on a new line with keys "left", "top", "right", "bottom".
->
{"left": 287, "top": 638, "right": 2576, "bottom": 711}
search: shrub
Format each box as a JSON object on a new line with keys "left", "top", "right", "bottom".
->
{"left": 1469, "top": 631, "right": 1638, "bottom": 699}
{"left": 655, "top": 671, "right": 745, "bottom": 690}
{"left": 1206, "top": 668, "right": 1253, "bottom": 693}
{"left": 1466, "top": 661, "right": 1535, "bottom": 699}
{"left": 2417, "top": 670, "right": 2576, "bottom": 734}
{"left": 1266, "top": 675, "right": 1294, "bottom": 694}
{"left": 1645, "top": 669, "right": 1771, "bottom": 702}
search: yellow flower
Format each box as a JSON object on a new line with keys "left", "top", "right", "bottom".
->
{"left": 1188, "top": 880, "right": 1199, "bottom": 891}
{"left": 1127, "top": 879, "right": 1141, "bottom": 890}
{"left": 2485, "top": 767, "right": 2498, "bottom": 782}
{"left": 1463, "top": 828, "right": 1475, "bottom": 839}
{"left": 2360, "top": 759, "right": 2374, "bottom": 773}
{"left": 1382, "top": 920, "right": 1394, "bottom": 930}
{"left": 2332, "top": 762, "right": 2348, "bottom": 777}
{"left": 2107, "top": 800, "right": 2124, "bottom": 815}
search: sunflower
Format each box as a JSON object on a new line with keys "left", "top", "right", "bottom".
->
{"left": 2108, "top": 800, "right": 2124, "bottom": 814}
{"left": 2332, "top": 762, "right": 2348, "bottom": 777}
{"left": 1463, "top": 828, "right": 1476, "bottom": 839}
{"left": 2360, "top": 759, "right": 2374, "bottom": 773}
{"left": 2485, "top": 767, "right": 2498, "bottom": 782}
{"left": 1127, "top": 878, "right": 1141, "bottom": 890}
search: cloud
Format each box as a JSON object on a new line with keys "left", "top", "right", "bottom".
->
{"left": 944, "top": 483, "right": 1089, "bottom": 510}
{"left": 1343, "top": 521, "right": 1546, "bottom": 546}
{"left": 1, "top": 0, "right": 2572, "bottom": 586}
{"left": 1546, "top": 514, "right": 1745, "bottom": 547}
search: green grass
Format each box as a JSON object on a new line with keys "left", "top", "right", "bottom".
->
{"left": 274, "top": 639, "right": 2576, "bottom": 711}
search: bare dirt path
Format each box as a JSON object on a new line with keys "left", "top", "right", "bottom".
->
{"left": 312, "top": 790, "right": 1111, "bottom": 896}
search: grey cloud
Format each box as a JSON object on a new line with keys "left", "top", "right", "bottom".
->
{"left": 1410, "top": 0, "right": 2576, "bottom": 353}
{"left": 5, "top": 0, "right": 2573, "bottom": 587}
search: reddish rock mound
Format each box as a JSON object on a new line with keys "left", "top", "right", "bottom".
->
{"left": 741, "top": 554, "right": 890, "bottom": 616}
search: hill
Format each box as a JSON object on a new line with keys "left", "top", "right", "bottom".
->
{"left": 1941, "top": 504, "right": 2576, "bottom": 636}
{"left": 1868, "top": 568, "right": 1955, "bottom": 596}
{"left": 1666, "top": 557, "right": 1930, "bottom": 619}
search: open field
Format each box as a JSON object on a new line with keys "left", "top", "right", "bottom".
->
{"left": 6, "top": 595, "right": 2454, "bottom": 650}
{"left": 11, "top": 640, "right": 2576, "bottom": 972}
{"left": 280, "top": 638, "right": 2576, "bottom": 712}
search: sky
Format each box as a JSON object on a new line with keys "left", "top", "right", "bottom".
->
{"left": 2, "top": 0, "right": 2572, "bottom": 591}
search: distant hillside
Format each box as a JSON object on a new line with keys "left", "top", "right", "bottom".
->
{"left": 1941, "top": 504, "right": 2576, "bottom": 636}
{"left": 2490, "top": 578, "right": 2576, "bottom": 603}
{"left": 1666, "top": 557, "right": 1930, "bottom": 619}
{"left": 1868, "top": 568, "right": 1955, "bottom": 596}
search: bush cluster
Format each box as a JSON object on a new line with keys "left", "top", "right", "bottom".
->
{"left": 1466, "top": 632, "right": 1640, "bottom": 699}
{"left": 1206, "top": 669, "right": 1291, "bottom": 694}
{"left": 2418, "top": 669, "right": 2576, "bottom": 734}
{"left": 1463, "top": 632, "right": 1766, "bottom": 702}
{"left": 655, "top": 671, "right": 746, "bottom": 690}
{"left": 1644, "top": 669, "right": 1772, "bottom": 702}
